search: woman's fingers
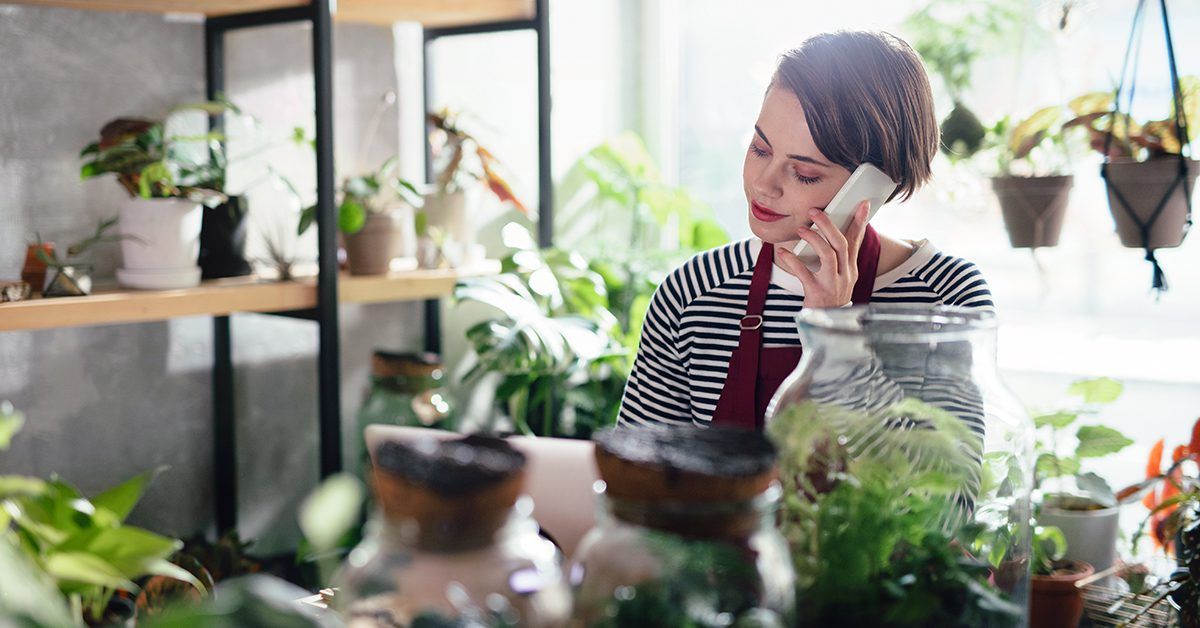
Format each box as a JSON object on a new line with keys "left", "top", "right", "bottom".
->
{"left": 845, "top": 201, "right": 870, "bottom": 260}
{"left": 795, "top": 226, "right": 839, "bottom": 274}
{"left": 808, "top": 208, "right": 850, "bottom": 272}
{"left": 775, "top": 245, "right": 816, "bottom": 285}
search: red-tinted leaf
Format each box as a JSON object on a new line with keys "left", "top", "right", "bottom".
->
{"left": 1188, "top": 417, "right": 1200, "bottom": 454}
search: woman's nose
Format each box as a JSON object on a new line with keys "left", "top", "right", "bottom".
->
{"left": 751, "top": 164, "right": 784, "bottom": 199}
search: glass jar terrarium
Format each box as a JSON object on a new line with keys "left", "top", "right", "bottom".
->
{"left": 357, "top": 351, "right": 453, "bottom": 433}
{"left": 571, "top": 427, "right": 795, "bottom": 628}
{"left": 335, "top": 434, "right": 571, "bottom": 627}
{"left": 766, "top": 305, "right": 1034, "bottom": 627}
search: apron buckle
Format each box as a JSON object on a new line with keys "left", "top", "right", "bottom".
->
{"left": 740, "top": 315, "right": 764, "bottom": 330}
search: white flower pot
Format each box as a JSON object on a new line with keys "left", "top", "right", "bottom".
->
{"left": 423, "top": 189, "right": 475, "bottom": 249}
{"left": 1039, "top": 503, "right": 1121, "bottom": 575}
{"left": 117, "top": 197, "right": 203, "bottom": 289}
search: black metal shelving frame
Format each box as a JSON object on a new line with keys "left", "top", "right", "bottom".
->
{"left": 198, "top": 1, "right": 552, "bottom": 535}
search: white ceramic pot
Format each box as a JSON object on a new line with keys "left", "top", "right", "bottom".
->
{"left": 1038, "top": 503, "right": 1121, "bottom": 575}
{"left": 117, "top": 197, "right": 203, "bottom": 289}
{"left": 423, "top": 189, "right": 475, "bottom": 249}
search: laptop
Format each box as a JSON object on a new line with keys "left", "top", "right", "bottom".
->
{"left": 363, "top": 425, "right": 600, "bottom": 557}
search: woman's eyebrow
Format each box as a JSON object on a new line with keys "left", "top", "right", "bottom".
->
{"left": 754, "top": 125, "right": 832, "bottom": 168}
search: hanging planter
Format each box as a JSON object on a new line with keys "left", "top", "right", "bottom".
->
{"left": 199, "top": 195, "right": 253, "bottom": 280}
{"left": 1064, "top": 0, "right": 1197, "bottom": 291}
{"left": 991, "top": 175, "right": 1073, "bottom": 248}
{"left": 1103, "top": 157, "right": 1196, "bottom": 249}
{"left": 981, "top": 106, "right": 1076, "bottom": 249}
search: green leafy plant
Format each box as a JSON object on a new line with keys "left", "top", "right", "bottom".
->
{"left": 1033, "top": 377, "right": 1134, "bottom": 507}
{"left": 769, "top": 398, "right": 1022, "bottom": 627}
{"left": 902, "top": 0, "right": 1023, "bottom": 160}
{"left": 1031, "top": 525, "right": 1069, "bottom": 576}
{"left": 296, "top": 156, "right": 423, "bottom": 237}
{"left": 555, "top": 133, "right": 729, "bottom": 346}
{"left": 0, "top": 404, "right": 204, "bottom": 625}
{"left": 1064, "top": 78, "right": 1200, "bottom": 161}
{"left": 454, "top": 223, "right": 628, "bottom": 438}
{"left": 33, "top": 217, "right": 125, "bottom": 270}
{"left": 80, "top": 102, "right": 235, "bottom": 204}
{"left": 983, "top": 106, "right": 1075, "bottom": 177}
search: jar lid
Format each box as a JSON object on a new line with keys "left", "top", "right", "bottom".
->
{"left": 372, "top": 434, "right": 526, "bottom": 532}
{"left": 371, "top": 351, "right": 442, "bottom": 378}
{"left": 592, "top": 427, "right": 778, "bottom": 503}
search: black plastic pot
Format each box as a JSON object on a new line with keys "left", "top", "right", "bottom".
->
{"left": 199, "top": 195, "right": 253, "bottom": 280}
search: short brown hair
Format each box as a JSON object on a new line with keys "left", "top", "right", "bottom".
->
{"left": 773, "top": 31, "right": 938, "bottom": 201}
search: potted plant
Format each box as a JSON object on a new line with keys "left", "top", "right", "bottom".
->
{"left": 984, "top": 107, "right": 1076, "bottom": 248}
{"left": 1066, "top": 81, "right": 1199, "bottom": 250}
{"left": 1116, "top": 417, "right": 1200, "bottom": 627}
{"left": 768, "top": 398, "right": 1024, "bottom": 627}
{"left": 1029, "top": 524, "right": 1094, "bottom": 628}
{"left": 0, "top": 404, "right": 205, "bottom": 626}
{"left": 1032, "top": 377, "right": 1133, "bottom": 577}
{"left": 33, "top": 217, "right": 125, "bottom": 297}
{"left": 80, "top": 103, "right": 229, "bottom": 290}
{"left": 298, "top": 156, "right": 423, "bottom": 276}
{"left": 902, "top": 0, "right": 1022, "bottom": 162}
{"left": 426, "top": 108, "right": 529, "bottom": 266}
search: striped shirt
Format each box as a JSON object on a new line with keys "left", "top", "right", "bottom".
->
{"left": 617, "top": 237, "right": 995, "bottom": 429}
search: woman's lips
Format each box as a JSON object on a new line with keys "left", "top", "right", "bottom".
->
{"left": 751, "top": 201, "right": 788, "bottom": 222}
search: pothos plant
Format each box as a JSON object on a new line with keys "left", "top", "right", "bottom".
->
{"left": 1032, "top": 377, "right": 1134, "bottom": 508}
{"left": 768, "top": 398, "right": 1022, "bottom": 627}
{"left": 0, "top": 403, "right": 205, "bottom": 625}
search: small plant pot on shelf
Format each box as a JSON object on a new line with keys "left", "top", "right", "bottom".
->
{"left": 1103, "top": 157, "right": 1197, "bottom": 249}
{"left": 991, "top": 175, "right": 1073, "bottom": 248}
{"left": 1031, "top": 560, "right": 1094, "bottom": 628}
{"left": 43, "top": 263, "right": 94, "bottom": 297}
{"left": 199, "top": 195, "right": 253, "bottom": 280}
{"left": 345, "top": 210, "right": 405, "bottom": 276}
{"left": 21, "top": 242, "right": 55, "bottom": 296}
{"left": 117, "top": 197, "right": 204, "bottom": 289}
{"left": 1038, "top": 495, "right": 1120, "bottom": 578}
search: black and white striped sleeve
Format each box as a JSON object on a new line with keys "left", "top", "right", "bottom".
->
{"left": 617, "top": 276, "right": 692, "bottom": 428}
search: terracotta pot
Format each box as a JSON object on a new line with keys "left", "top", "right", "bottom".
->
{"left": 1030, "top": 560, "right": 1093, "bottom": 628}
{"left": 21, "top": 242, "right": 55, "bottom": 295}
{"left": 1103, "top": 157, "right": 1197, "bottom": 249}
{"left": 344, "top": 211, "right": 401, "bottom": 275}
{"left": 199, "top": 195, "right": 253, "bottom": 280}
{"left": 991, "top": 175, "right": 1072, "bottom": 248}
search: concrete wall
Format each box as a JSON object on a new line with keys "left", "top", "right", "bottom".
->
{"left": 0, "top": 4, "right": 422, "bottom": 554}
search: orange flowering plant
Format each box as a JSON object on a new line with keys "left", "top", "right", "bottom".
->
{"left": 1122, "top": 417, "right": 1200, "bottom": 552}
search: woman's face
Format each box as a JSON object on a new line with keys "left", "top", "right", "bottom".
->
{"left": 743, "top": 86, "right": 854, "bottom": 245}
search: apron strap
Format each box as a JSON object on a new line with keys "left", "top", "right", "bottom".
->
{"left": 714, "top": 226, "right": 882, "bottom": 429}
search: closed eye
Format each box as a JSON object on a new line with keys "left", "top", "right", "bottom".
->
{"left": 749, "top": 143, "right": 821, "bottom": 185}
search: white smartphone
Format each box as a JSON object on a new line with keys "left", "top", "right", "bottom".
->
{"left": 792, "top": 162, "right": 897, "bottom": 266}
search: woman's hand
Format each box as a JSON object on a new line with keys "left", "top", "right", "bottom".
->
{"left": 775, "top": 201, "right": 870, "bottom": 308}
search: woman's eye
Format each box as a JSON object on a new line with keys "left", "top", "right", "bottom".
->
{"left": 748, "top": 144, "right": 769, "bottom": 158}
{"left": 792, "top": 171, "right": 821, "bottom": 185}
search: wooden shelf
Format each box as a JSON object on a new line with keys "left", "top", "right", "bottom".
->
{"left": 0, "top": 262, "right": 499, "bottom": 333}
{"left": 6, "top": 0, "right": 535, "bottom": 28}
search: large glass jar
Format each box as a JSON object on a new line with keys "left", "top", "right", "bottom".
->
{"left": 571, "top": 427, "right": 795, "bottom": 628}
{"left": 766, "top": 305, "right": 1034, "bottom": 627}
{"left": 335, "top": 434, "right": 571, "bottom": 627}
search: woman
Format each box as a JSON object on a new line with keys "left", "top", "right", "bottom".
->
{"left": 618, "top": 31, "right": 994, "bottom": 430}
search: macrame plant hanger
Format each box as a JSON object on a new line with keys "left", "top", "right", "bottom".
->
{"left": 1101, "top": 0, "right": 1192, "bottom": 293}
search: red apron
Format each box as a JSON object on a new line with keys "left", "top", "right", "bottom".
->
{"left": 710, "top": 226, "right": 882, "bottom": 431}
